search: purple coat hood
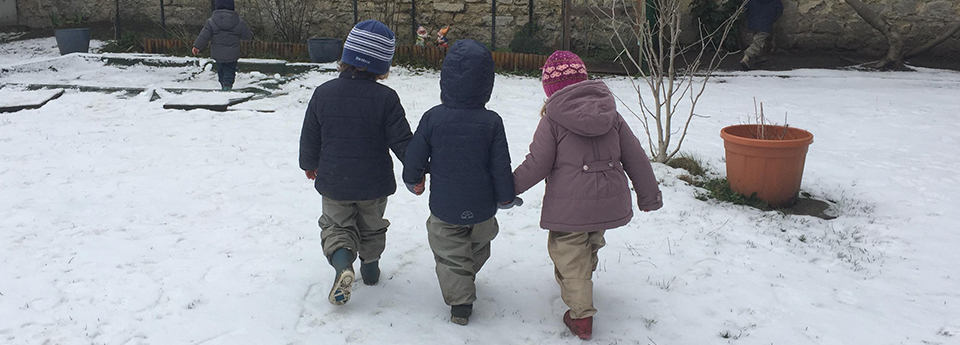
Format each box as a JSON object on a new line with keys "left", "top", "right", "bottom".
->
{"left": 513, "top": 80, "right": 663, "bottom": 232}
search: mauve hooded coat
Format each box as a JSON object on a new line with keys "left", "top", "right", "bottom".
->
{"left": 513, "top": 80, "right": 663, "bottom": 232}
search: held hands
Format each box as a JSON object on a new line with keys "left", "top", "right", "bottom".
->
{"left": 305, "top": 170, "right": 317, "bottom": 180}
{"left": 405, "top": 180, "right": 425, "bottom": 196}
{"left": 498, "top": 197, "right": 523, "bottom": 209}
{"left": 192, "top": 47, "right": 201, "bottom": 55}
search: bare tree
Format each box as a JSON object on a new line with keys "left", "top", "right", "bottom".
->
{"left": 594, "top": 0, "right": 747, "bottom": 163}
{"left": 250, "top": 0, "right": 316, "bottom": 43}
{"left": 843, "top": 0, "right": 960, "bottom": 70}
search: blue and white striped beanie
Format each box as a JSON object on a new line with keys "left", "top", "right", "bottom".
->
{"left": 341, "top": 20, "right": 396, "bottom": 75}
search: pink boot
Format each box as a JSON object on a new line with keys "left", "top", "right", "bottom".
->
{"left": 563, "top": 310, "right": 593, "bottom": 340}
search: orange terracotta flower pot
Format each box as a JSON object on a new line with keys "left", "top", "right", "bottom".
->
{"left": 720, "top": 124, "right": 814, "bottom": 207}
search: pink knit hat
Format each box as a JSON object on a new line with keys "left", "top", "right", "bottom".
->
{"left": 541, "top": 51, "right": 588, "bottom": 97}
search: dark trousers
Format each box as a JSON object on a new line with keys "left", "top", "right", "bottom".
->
{"left": 217, "top": 62, "right": 238, "bottom": 87}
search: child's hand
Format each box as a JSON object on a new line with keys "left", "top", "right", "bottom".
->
{"left": 305, "top": 170, "right": 317, "bottom": 180}
{"left": 405, "top": 180, "right": 425, "bottom": 196}
{"left": 498, "top": 197, "right": 523, "bottom": 209}
{"left": 192, "top": 47, "right": 200, "bottom": 55}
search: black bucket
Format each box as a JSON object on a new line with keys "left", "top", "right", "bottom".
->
{"left": 54, "top": 28, "right": 91, "bottom": 55}
{"left": 307, "top": 38, "right": 343, "bottom": 63}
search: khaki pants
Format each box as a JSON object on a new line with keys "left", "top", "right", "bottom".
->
{"left": 426, "top": 214, "right": 499, "bottom": 306}
{"left": 744, "top": 31, "right": 771, "bottom": 61}
{"left": 547, "top": 230, "right": 606, "bottom": 319}
{"left": 319, "top": 197, "right": 390, "bottom": 264}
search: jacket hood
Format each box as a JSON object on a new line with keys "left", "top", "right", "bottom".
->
{"left": 440, "top": 39, "right": 494, "bottom": 109}
{"left": 216, "top": 0, "right": 235, "bottom": 10}
{"left": 544, "top": 80, "right": 617, "bottom": 137}
{"left": 212, "top": 9, "right": 240, "bottom": 30}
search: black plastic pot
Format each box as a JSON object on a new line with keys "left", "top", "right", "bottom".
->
{"left": 307, "top": 38, "right": 343, "bottom": 63}
{"left": 54, "top": 28, "right": 91, "bottom": 55}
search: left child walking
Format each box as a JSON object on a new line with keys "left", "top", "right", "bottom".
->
{"left": 299, "top": 20, "right": 412, "bottom": 306}
{"left": 192, "top": 0, "right": 254, "bottom": 90}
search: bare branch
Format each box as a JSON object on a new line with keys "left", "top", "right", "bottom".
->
{"left": 905, "top": 21, "right": 960, "bottom": 59}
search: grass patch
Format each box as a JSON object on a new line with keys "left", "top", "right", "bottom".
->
{"left": 692, "top": 177, "right": 771, "bottom": 210}
{"left": 667, "top": 155, "right": 707, "bottom": 177}
{"left": 670, "top": 153, "right": 771, "bottom": 210}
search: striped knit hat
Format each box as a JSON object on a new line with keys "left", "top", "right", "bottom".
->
{"left": 341, "top": 20, "right": 396, "bottom": 75}
{"left": 541, "top": 50, "right": 588, "bottom": 97}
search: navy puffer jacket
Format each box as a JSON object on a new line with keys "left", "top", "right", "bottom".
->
{"left": 402, "top": 39, "right": 515, "bottom": 225}
{"left": 299, "top": 69, "right": 413, "bottom": 201}
{"left": 747, "top": 0, "right": 783, "bottom": 33}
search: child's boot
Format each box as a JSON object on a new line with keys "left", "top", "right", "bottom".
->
{"left": 739, "top": 56, "right": 752, "bottom": 71}
{"left": 360, "top": 260, "right": 380, "bottom": 285}
{"left": 450, "top": 304, "right": 472, "bottom": 325}
{"left": 221, "top": 84, "right": 233, "bottom": 91}
{"left": 563, "top": 310, "right": 593, "bottom": 340}
{"left": 328, "top": 248, "right": 355, "bottom": 305}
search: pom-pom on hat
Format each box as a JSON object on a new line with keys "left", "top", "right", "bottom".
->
{"left": 541, "top": 50, "right": 588, "bottom": 98}
{"left": 341, "top": 20, "right": 396, "bottom": 75}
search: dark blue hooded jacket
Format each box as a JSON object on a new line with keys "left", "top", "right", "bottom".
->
{"left": 747, "top": 0, "right": 783, "bottom": 33}
{"left": 299, "top": 68, "right": 413, "bottom": 201}
{"left": 402, "top": 39, "right": 515, "bottom": 225}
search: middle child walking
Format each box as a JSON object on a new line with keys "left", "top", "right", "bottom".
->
{"left": 402, "top": 39, "right": 521, "bottom": 326}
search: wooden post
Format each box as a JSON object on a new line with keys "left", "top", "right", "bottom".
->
{"left": 411, "top": 0, "right": 418, "bottom": 43}
{"left": 114, "top": 0, "right": 121, "bottom": 40}
{"left": 528, "top": 0, "right": 534, "bottom": 26}
{"left": 562, "top": 0, "right": 571, "bottom": 50}
{"left": 353, "top": 0, "right": 359, "bottom": 25}
{"left": 491, "top": 0, "right": 497, "bottom": 51}
{"left": 160, "top": 0, "right": 167, "bottom": 38}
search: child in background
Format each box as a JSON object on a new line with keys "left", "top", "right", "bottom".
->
{"left": 402, "top": 39, "right": 521, "bottom": 326}
{"left": 299, "top": 20, "right": 412, "bottom": 306}
{"left": 512, "top": 51, "right": 663, "bottom": 340}
{"left": 740, "top": 0, "right": 783, "bottom": 70}
{"left": 192, "top": 0, "right": 254, "bottom": 91}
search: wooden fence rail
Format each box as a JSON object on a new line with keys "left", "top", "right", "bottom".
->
{"left": 143, "top": 38, "right": 310, "bottom": 62}
{"left": 143, "top": 38, "right": 552, "bottom": 72}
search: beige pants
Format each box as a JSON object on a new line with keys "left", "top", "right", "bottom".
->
{"left": 319, "top": 197, "right": 390, "bottom": 264}
{"left": 426, "top": 214, "right": 499, "bottom": 306}
{"left": 743, "top": 31, "right": 771, "bottom": 61}
{"left": 547, "top": 230, "right": 606, "bottom": 319}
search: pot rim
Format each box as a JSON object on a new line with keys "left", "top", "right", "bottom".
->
{"left": 720, "top": 124, "right": 814, "bottom": 148}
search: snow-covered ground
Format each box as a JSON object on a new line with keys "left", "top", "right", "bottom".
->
{"left": 2, "top": 38, "right": 959, "bottom": 345}
{"left": 0, "top": 37, "right": 105, "bottom": 67}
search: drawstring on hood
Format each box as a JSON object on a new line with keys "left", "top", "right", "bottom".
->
{"left": 544, "top": 80, "right": 617, "bottom": 137}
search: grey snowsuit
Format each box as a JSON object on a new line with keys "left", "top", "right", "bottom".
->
{"left": 192, "top": 9, "right": 254, "bottom": 63}
{"left": 193, "top": 8, "right": 253, "bottom": 88}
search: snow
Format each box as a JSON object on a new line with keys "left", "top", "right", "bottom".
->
{"left": 0, "top": 37, "right": 105, "bottom": 68}
{"left": 0, "top": 88, "right": 63, "bottom": 109}
{"left": 161, "top": 91, "right": 255, "bottom": 110}
{"left": 1, "top": 38, "right": 959, "bottom": 345}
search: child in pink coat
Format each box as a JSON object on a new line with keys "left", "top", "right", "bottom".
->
{"left": 513, "top": 51, "right": 663, "bottom": 340}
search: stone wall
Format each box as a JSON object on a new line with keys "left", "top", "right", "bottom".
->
{"left": 778, "top": 0, "right": 960, "bottom": 57}
{"left": 11, "top": 0, "right": 960, "bottom": 58}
